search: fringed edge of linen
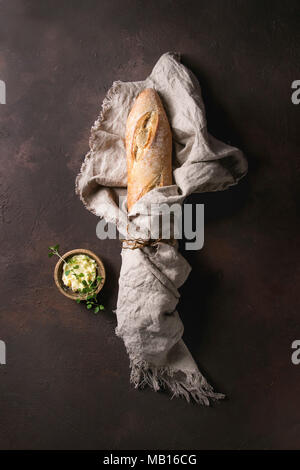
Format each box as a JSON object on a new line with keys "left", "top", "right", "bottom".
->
{"left": 130, "top": 360, "right": 225, "bottom": 406}
{"left": 75, "top": 80, "right": 124, "bottom": 214}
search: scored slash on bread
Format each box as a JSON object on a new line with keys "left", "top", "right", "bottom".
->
{"left": 133, "top": 111, "right": 159, "bottom": 161}
{"left": 126, "top": 89, "right": 172, "bottom": 212}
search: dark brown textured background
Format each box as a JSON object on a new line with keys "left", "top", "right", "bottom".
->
{"left": 0, "top": 0, "right": 299, "bottom": 450}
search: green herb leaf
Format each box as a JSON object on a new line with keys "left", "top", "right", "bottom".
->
{"left": 76, "top": 298, "right": 81, "bottom": 304}
{"left": 79, "top": 273, "right": 84, "bottom": 277}
{"left": 97, "top": 276, "right": 103, "bottom": 282}
{"left": 87, "top": 304, "right": 92, "bottom": 309}
{"left": 99, "top": 305, "right": 104, "bottom": 310}
{"left": 74, "top": 265, "right": 79, "bottom": 269}
{"left": 94, "top": 306, "right": 100, "bottom": 313}
{"left": 48, "top": 252, "right": 54, "bottom": 258}
{"left": 82, "top": 280, "right": 88, "bottom": 286}
{"left": 65, "top": 270, "right": 70, "bottom": 275}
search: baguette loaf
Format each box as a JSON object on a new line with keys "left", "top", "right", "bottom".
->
{"left": 126, "top": 88, "right": 172, "bottom": 212}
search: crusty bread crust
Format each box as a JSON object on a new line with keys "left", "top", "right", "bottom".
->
{"left": 126, "top": 89, "right": 172, "bottom": 212}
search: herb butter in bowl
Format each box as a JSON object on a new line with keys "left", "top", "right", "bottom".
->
{"left": 54, "top": 248, "right": 105, "bottom": 300}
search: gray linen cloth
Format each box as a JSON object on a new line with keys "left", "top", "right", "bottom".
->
{"left": 76, "top": 52, "right": 248, "bottom": 404}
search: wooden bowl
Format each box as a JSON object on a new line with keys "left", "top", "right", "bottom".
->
{"left": 54, "top": 248, "right": 105, "bottom": 300}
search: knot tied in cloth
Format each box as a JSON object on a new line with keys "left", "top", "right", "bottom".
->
{"left": 76, "top": 52, "right": 247, "bottom": 404}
